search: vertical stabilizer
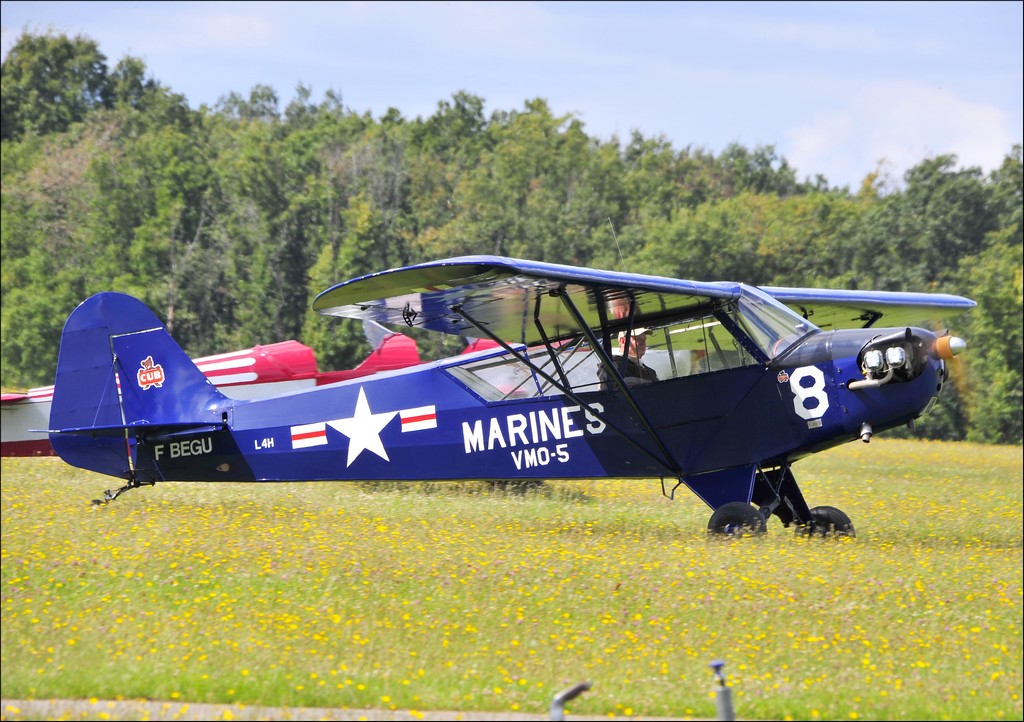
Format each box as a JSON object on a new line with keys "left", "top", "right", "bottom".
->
{"left": 49, "top": 293, "right": 230, "bottom": 478}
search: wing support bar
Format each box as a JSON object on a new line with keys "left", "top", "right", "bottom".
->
{"left": 553, "top": 288, "right": 683, "bottom": 477}
{"left": 617, "top": 292, "right": 640, "bottom": 373}
{"left": 451, "top": 296, "right": 681, "bottom": 476}
{"left": 533, "top": 293, "right": 571, "bottom": 390}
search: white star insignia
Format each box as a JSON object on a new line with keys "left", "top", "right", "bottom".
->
{"left": 327, "top": 387, "right": 397, "bottom": 466}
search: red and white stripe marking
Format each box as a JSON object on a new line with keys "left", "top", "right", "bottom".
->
{"left": 27, "top": 386, "right": 54, "bottom": 402}
{"left": 195, "top": 351, "right": 259, "bottom": 386}
{"left": 400, "top": 405, "right": 437, "bottom": 432}
{"left": 290, "top": 422, "right": 327, "bottom": 449}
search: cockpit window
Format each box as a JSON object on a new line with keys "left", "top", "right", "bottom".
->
{"left": 447, "top": 342, "right": 605, "bottom": 401}
{"left": 731, "top": 286, "right": 819, "bottom": 359}
{"left": 445, "top": 287, "right": 819, "bottom": 401}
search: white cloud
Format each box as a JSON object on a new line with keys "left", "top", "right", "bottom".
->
{"left": 786, "top": 80, "right": 1014, "bottom": 188}
{"left": 177, "top": 11, "right": 277, "bottom": 51}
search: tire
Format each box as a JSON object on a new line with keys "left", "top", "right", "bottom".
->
{"left": 707, "top": 501, "right": 767, "bottom": 535}
{"left": 802, "top": 505, "right": 855, "bottom": 537}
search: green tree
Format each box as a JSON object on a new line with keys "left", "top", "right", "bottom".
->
{"left": 431, "top": 98, "right": 621, "bottom": 265}
{"left": 960, "top": 238, "right": 1023, "bottom": 444}
{"left": 109, "top": 56, "right": 155, "bottom": 110}
{"left": 634, "top": 192, "right": 773, "bottom": 283}
{"left": 410, "top": 91, "right": 490, "bottom": 169}
{"left": 215, "top": 84, "right": 281, "bottom": 122}
{"left": 988, "top": 145, "right": 1022, "bottom": 242}
{"left": 404, "top": 93, "right": 492, "bottom": 254}
{"left": 716, "top": 142, "right": 800, "bottom": 198}
{"left": 302, "top": 193, "right": 387, "bottom": 371}
{"left": 621, "top": 133, "right": 722, "bottom": 224}
{"left": 760, "top": 191, "right": 864, "bottom": 287}
{"left": 1, "top": 125, "right": 108, "bottom": 387}
{"left": 843, "top": 155, "right": 994, "bottom": 291}
{"left": 1, "top": 30, "right": 112, "bottom": 140}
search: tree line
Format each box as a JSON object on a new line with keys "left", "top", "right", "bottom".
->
{"left": 2, "top": 31, "right": 1021, "bottom": 444}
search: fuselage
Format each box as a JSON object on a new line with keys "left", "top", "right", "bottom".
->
{"left": 126, "top": 325, "right": 945, "bottom": 484}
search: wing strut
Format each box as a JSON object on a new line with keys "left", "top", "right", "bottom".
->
{"left": 553, "top": 288, "right": 683, "bottom": 477}
{"left": 533, "top": 293, "right": 571, "bottom": 390}
{"left": 451, "top": 298, "right": 680, "bottom": 476}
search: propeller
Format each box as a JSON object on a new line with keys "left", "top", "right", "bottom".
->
{"left": 932, "top": 331, "right": 972, "bottom": 432}
{"left": 933, "top": 334, "right": 967, "bottom": 360}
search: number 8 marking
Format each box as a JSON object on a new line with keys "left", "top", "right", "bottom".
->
{"left": 789, "top": 366, "right": 829, "bottom": 420}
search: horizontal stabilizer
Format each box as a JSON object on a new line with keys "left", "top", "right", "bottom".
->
{"left": 48, "top": 422, "right": 224, "bottom": 437}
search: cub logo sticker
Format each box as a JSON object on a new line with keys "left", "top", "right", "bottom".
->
{"left": 137, "top": 356, "right": 165, "bottom": 389}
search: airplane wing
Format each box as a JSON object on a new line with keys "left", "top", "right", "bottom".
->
{"left": 313, "top": 256, "right": 739, "bottom": 345}
{"left": 762, "top": 287, "right": 977, "bottom": 330}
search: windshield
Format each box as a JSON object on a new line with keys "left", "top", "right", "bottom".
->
{"left": 731, "top": 286, "right": 819, "bottom": 359}
{"left": 443, "top": 286, "right": 821, "bottom": 402}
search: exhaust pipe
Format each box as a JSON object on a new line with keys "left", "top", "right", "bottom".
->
{"left": 860, "top": 422, "right": 873, "bottom": 443}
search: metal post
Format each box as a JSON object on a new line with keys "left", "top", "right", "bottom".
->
{"left": 709, "top": 660, "right": 735, "bottom": 721}
{"left": 549, "top": 681, "right": 591, "bottom": 721}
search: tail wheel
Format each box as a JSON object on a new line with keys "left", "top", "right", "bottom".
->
{"left": 800, "top": 505, "right": 855, "bottom": 537}
{"left": 707, "top": 502, "right": 767, "bottom": 536}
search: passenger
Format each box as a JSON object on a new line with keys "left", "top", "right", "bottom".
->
{"left": 599, "top": 327, "right": 659, "bottom": 390}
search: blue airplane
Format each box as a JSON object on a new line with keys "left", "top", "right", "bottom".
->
{"left": 47, "top": 256, "right": 973, "bottom": 534}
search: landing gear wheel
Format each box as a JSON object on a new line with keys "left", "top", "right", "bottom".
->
{"left": 799, "top": 505, "right": 855, "bottom": 537}
{"left": 707, "top": 502, "right": 767, "bottom": 536}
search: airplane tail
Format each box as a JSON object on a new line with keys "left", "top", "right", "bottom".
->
{"left": 49, "top": 292, "right": 231, "bottom": 480}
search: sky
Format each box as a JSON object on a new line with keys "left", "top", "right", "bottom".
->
{"left": 2, "top": 0, "right": 1021, "bottom": 190}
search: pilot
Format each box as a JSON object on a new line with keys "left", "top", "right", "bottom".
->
{"left": 599, "top": 327, "right": 659, "bottom": 390}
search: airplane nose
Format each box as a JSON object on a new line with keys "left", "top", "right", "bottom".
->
{"left": 933, "top": 335, "right": 967, "bottom": 360}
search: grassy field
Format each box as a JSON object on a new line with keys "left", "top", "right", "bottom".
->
{"left": 1, "top": 439, "right": 1021, "bottom": 720}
